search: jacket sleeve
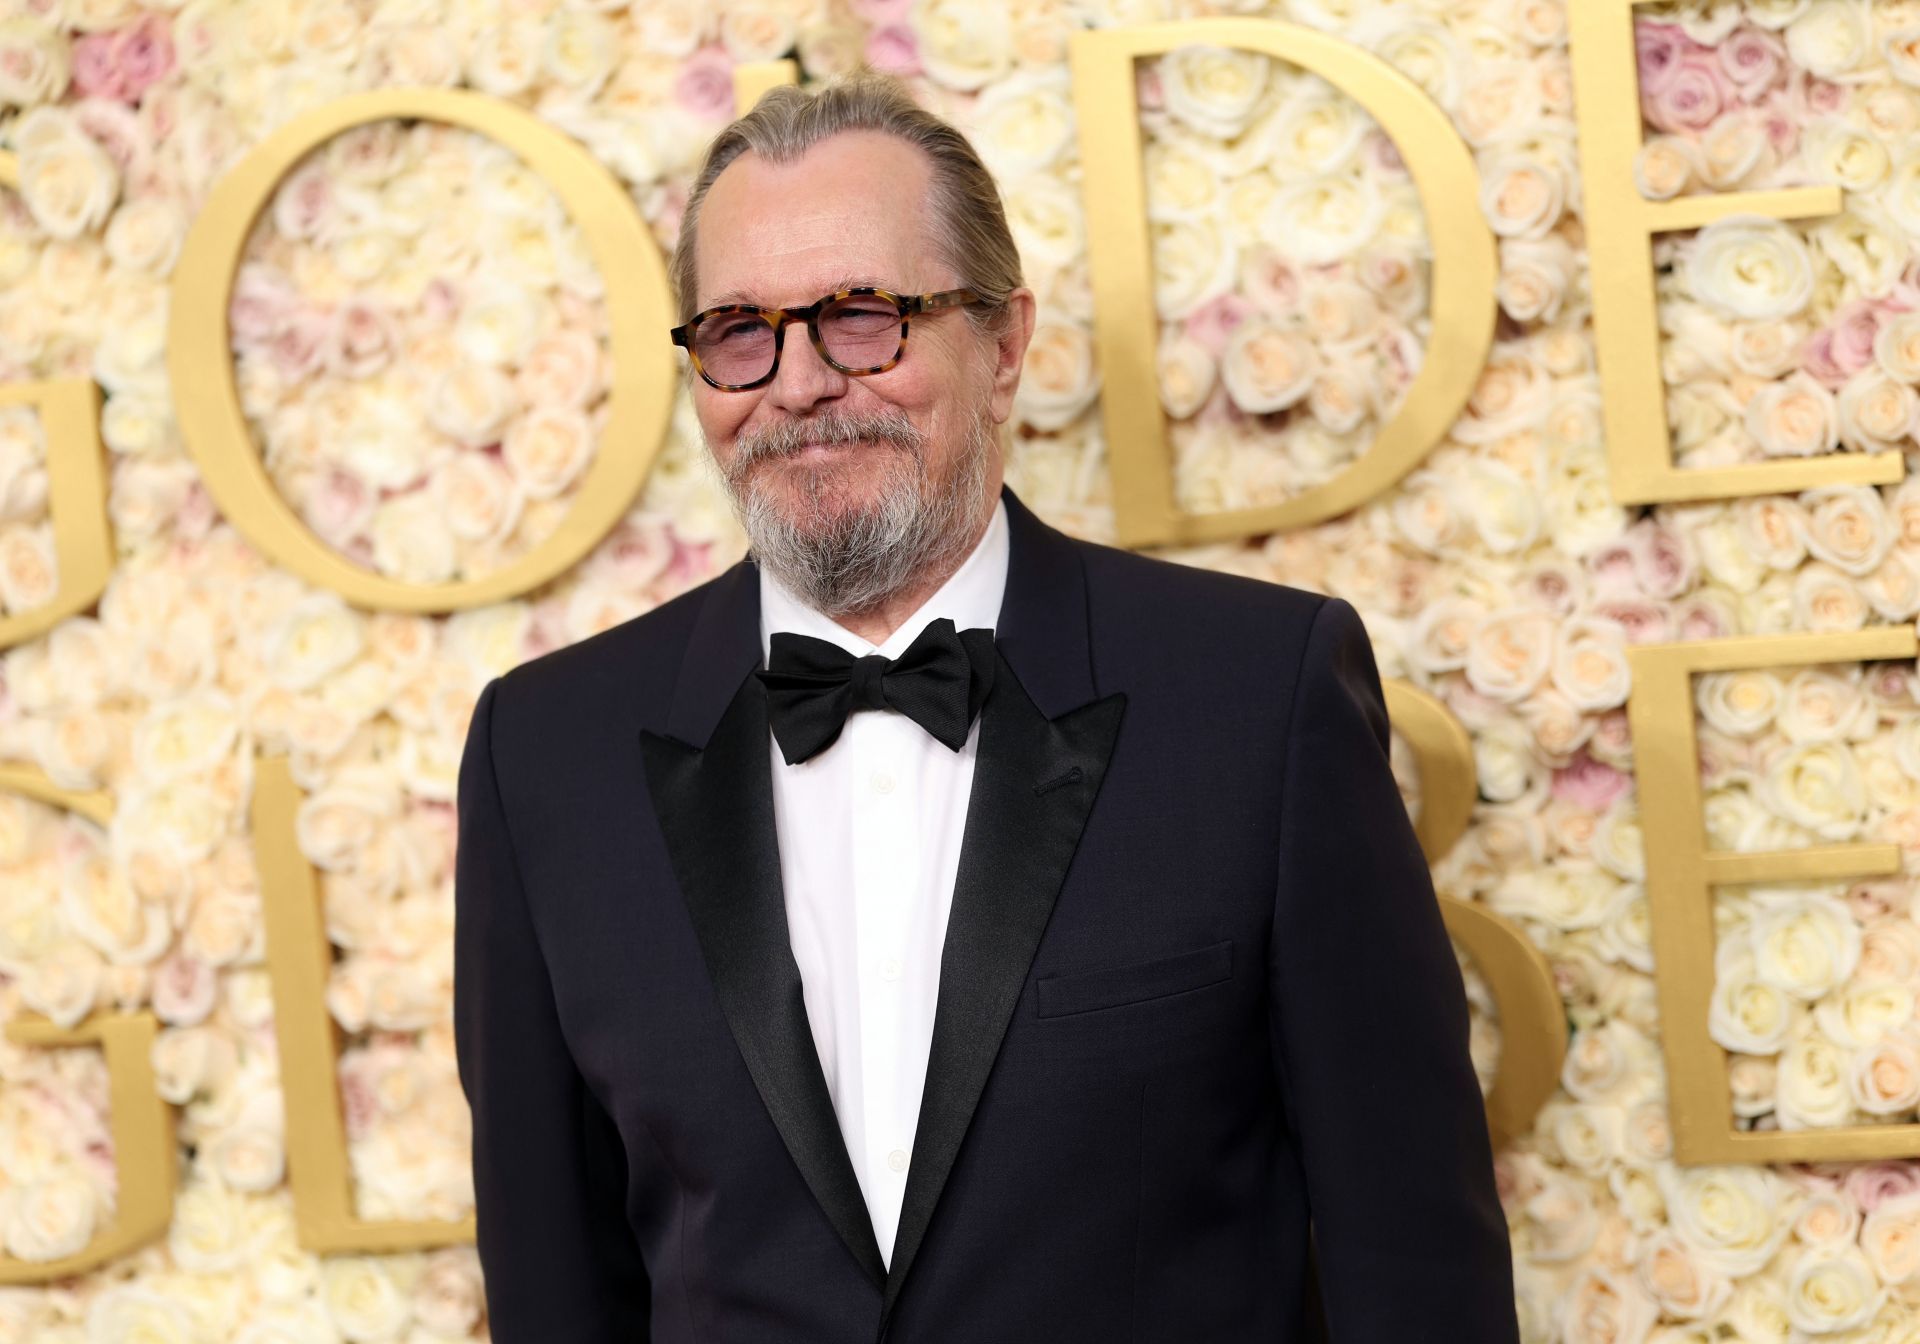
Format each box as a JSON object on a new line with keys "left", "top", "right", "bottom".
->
{"left": 454, "top": 675, "right": 651, "bottom": 1342}
{"left": 1266, "top": 597, "right": 1518, "bottom": 1342}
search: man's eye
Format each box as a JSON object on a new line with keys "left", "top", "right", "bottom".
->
{"left": 707, "top": 319, "right": 764, "bottom": 343}
{"left": 824, "top": 304, "right": 898, "bottom": 332}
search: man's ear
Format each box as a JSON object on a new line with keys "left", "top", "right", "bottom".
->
{"left": 986, "top": 286, "right": 1039, "bottom": 426}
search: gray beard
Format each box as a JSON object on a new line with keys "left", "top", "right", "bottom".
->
{"left": 709, "top": 407, "right": 996, "bottom": 621}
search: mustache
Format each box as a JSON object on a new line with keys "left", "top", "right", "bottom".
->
{"left": 728, "top": 410, "right": 927, "bottom": 475}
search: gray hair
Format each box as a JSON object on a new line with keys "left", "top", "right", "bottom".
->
{"left": 669, "top": 70, "right": 1023, "bottom": 337}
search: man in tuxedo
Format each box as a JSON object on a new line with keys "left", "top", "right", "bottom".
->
{"left": 454, "top": 72, "right": 1517, "bottom": 1342}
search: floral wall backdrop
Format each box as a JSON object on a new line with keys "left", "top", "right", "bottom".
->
{"left": 9, "top": 0, "right": 1920, "bottom": 1339}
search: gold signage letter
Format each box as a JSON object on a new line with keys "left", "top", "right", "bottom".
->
{"left": 168, "top": 89, "right": 676, "bottom": 614}
{"left": 1070, "top": 21, "right": 1496, "bottom": 548}
{"left": 0, "top": 380, "right": 113, "bottom": 652}
{"left": 1627, "top": 627, "right": 1918, "bottom": 1162}
{"left": 0, "top": 768, "right": 171, "bottom": 1284}
{"left": 1383, "top": 679, "right": 1565, "bottom": 1148}
{"left": 1567, "top": 0, "right": 1894, "bottom": 504}
{"left": 252, "top": 753, "right": 474, "bottom": 1250}
{"left": 734, "top": 60, "right": 799, "bottom": 113}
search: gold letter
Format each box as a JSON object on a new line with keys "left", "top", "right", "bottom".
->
{"left": 1567, "top": 1, "right": 1896, "bottom": 504}
{"left": 1628, "top": 628, "right": 1918, "bottom": 1162}
{"left": 1070, "top": 21, "right": 1496, "bottom": 548}
{"left": 167, "top": 90, "right": 676, "bottom": 614}
{"left": 0, "top": 769, "right": 171, "bottom": 1284}
{"left": 0, "top": 380, "right": 112, "bottom": 652}
{"left": 1384, "top": 680, "right": 1566, "bottom": 1148}
{"left": 251, "top": 753, "right": 475, "bottom": 1250}
{"left": 733, "top": 60, "right": 798, "bottom": 113}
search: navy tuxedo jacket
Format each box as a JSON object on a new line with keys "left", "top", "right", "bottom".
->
{"left": 453, "top": 485, "right": 1518, "bottom": 1342}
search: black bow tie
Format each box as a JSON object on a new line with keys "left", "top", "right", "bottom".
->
{"left": 755, "top": 617, "right": 997, "bottom": 766}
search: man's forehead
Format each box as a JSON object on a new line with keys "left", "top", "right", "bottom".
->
{"left": 693, "top": 131, "right": 942, "bottom": 307}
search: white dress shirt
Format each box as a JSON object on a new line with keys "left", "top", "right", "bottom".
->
{"left": 757, "top": 497, "right": 1010, "bottom": 1269}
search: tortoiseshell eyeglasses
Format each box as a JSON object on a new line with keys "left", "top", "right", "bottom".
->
{"left": 669, "top": 286, "right": 990, "bottom": 391}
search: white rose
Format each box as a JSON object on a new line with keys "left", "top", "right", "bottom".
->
{"left": 1262, "top": 175, "right": 1383, "bottom": 264}
{"left": 1860, "top": 1191, "right": 1920, "bottom": 1284}
{"left": 17, "top": 115, "right": 119, "bottom": 240}
{"left": 542, "top": 10, "right": 616, "bottom": 95}
{"left": 1752, "top": 891, "right": 1862, "bottom": 995}
{"left": 1661, "top": 1166, "right": 1791, "bottom": 1276}
{"left": 453, "top": 279, "right": 543, "bottom": 368}
{"left": 1816, "top": 980, "right": 1916, "bottom": 1049}
{"left": 0, "top": 522, "right": 57, "bottom": 615}
{"left": 1160, "top": 45, "right": 1268, "bottom": 137}
{"left": 1496, "top": 236, "right": 1576, "bottom": 323}
{"left": 1219, "top": 322, "right": 1317, "bottom": 414}
{"left": 1792, "top": 562, "right": 1870, "bottom": 631}
{"left": 1157, "top": 333, "right": 1216, "bottom": 419}
{"left": 168, "top": 1178, "right": 258, "bottom": 1274}
{"left": 0, "top": 18, "right": 69, "bottom": 106}
{"left": 1634, "top": 135, "right": 1700, "bottom": 201}
{"left": 1638, "top": 1230, "right": 1731, "bottom": 1321}
{"left": 1560, "top": 1269, "right": 1656, "bottom": 1344}
{"left": 103, "top": 195, "right": 185, "bottom": 276}
{"left": 1151, "top": 217, "right": 1235, "bottom": 320}
{"left": 84, "top": 1287, "right": 195, "bottom": 1344}
{"left": 1850, "top": 1031, "right": 1920, "bottom": 1115}
{"left": 1709, "top": 953, "right": 1793, "bottom": 1053}
{"left": 1786, "top": 0, "right": 1872, "bottom": 77}
{"left": 1786, "top": 1247, "right": 1885, "bottom": 1334}
{"left": 1775, "top": 668, "right": 1868, "bottom": 743}
{"left": 2, "top": 1174, "right": 96, "bottom": 1263}
{"left": 1004, "top": 174, "right": 1084, "bottom": 273}
{"left": 1016, "top": 321, "right": 1099, "bottom": 431}
{"left": 1465, "top": 608, "right": 1554, "bottom": 702}
{"left": 1837, "top": 369, "right": 1917, "bottom": 451}
{"left": 262, "top": 593, "right": 364, "bottom": 691}
{"left": 432, "top": 453, "right": 523, "bottom": 547}
{"left": 1479, "top": 158, "right": 1564, "bottom": 240}
{"left": 205, "top": 1124, "right": 287, "bottom": 1193}
{"left": 1363, "top": 20, "right": 1462, "bottom": 111}
{"left": 464, "top": 18, "right": 542, "bottom": 97}
{"left": 1745, "top": 372, "right": 1837, "bottom": 458}
{"left": 972, "top": 70, "right": 1073, "bottom": 180}
{"left": 427, "top": 362, "right": 517, "bottom": 446}
{"left": 1550, "top": 617, "right": 1630, "bottom": 711}
{"left": 1874, "top": 310, "right": 1920, "bottom": 380}
{"left": 1812, "top": 201, "right": 1908, "bottom": 298}
{"left": 370, "top": 490, "right": 458, "bottom": 584}
{"left": 1697, "top": 670, "right": 1782, "bottom": 736}
{"left": 1729, "top": 319, "right": 1805, "bottom": 379}
{"left": 1803, "top": 115, "right": 1891, "bottom": 192}
{"left": 322, "top": 1255, "right": 413, "bottom": 1342}
{"left": 1686, "top": 216, "right": 1815, "bottom": 320}
{"left": 913, "top": 0, "right": 1012, "bottom": 92}
{"left": 502, "top": 405, "right": 594, "bottom": 501}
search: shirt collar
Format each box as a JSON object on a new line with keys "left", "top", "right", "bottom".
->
{"left": 758, "top": 497, "right": 1010, "bottom": 663}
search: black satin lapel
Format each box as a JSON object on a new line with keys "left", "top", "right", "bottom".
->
{"left": 881, "top": 658, "right": 1127, "bottom": 1321}
{"left": 638, "top": 673, "right": 887, "bottom": 1289}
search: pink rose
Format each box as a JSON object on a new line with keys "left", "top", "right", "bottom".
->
{"left": 662, "top": 534, "right": 717, "bottom": 598}
{"left": 582, "top": 514, "right": 672, "bottom": 590}
{"left": 229, "top": 263, "right": 300, "bottom": 345}
{"left": 1587, "top": 537, "right": 1640, "bottom": 595}
{"left": 1672, "top": 594, "right": 1733, "bottom": 641}
{"left": 1643, "top": 54, "right": 1730, "bottom": 134}
{"left": 267, "top": 305, "right": 332, "bottom": 381}
{"left": 1136, "top": 63, "right": 1164, "bottom": 113}
{"left": 1718, "top": 26, "right": 1784, "bottom": 102}
{"left": 1755, "top": 95, "right": 1800, "bottom": 157}
{"left": 1807, "top": 77, "right": 1846, "bottom": 115}
{"left": 114, "top": 13, "right": 175, "bottom": 102}
{"left": 307, "top": 468, "right": 374, "bottom": 549}
{"left": 1635, "top": 20, "right": 1692, "bottom": 96}
{"left": 1844, "top": 1162, "right": 1920, "bottom": 1212}
{"left": 1182, "top": 293, "right": 1255, "bottom": 358}
{"left": 1553, "top": 753, "right": 1631, "bottom": 811}
{"left": 1627, "top": 519, "right": 1696, "bottom": 599}
{"left": 1801, "top": 321, "right": 1872, "bottom": 390}
{"left": 674, "top": 45, "right": 735, "bottom": 122}
{"left": 69, "top": 32, "right": 128, "bottom": 101}
{"left": 325, "top": 298, "right": 398, "bottom": 379}
{"left": 865, "top": 24, "right": 921, "bottom": 77}
{"left": 1592, "top": 598, "right": 1674, "bottom": 645}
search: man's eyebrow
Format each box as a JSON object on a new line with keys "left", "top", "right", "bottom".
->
{"left": 702, "top": 276, "right": 896, "bottom": 308}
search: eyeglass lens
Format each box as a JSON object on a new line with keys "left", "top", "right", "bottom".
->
{"left": 693, "top": 294, "right": 904, "bottom": 385}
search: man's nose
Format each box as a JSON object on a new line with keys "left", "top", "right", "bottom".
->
{"left": 764, "top": 324, "right": 849, "bottom": 414}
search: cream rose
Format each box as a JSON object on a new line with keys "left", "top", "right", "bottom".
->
{"left": 502, "top": 405, "right": 595, "bottom": 501}
{"left": 1635, "top": 135, "right": 1700, "bottom": 201}
{"left": 1697, "top": 669, "right": 1782, "bottom": 737}
{"left": 1550, "top": 617, "right": 1630, "bottom": 711}
{"left": 322, "top": 1255, "right": 413, "bottom": 1341}
{"left": 18, "top": 114, "right": 119, "bottom": 240}
{"left": 1662, "top": 1166, "right": 1791, "bottom": 1276}
{"left": 1849, "top": 1031, "right": 1920, "bottom": 1115}
{"left": 1016, "top": 321, "right": 1100, "bottom": 431}
{"left": 1708, "top": 956, "right": 1793, "bottom": 1054}
{"left": 1219, "top": 322, "right": 1317, "bottom": 414}
{"left": 1465, "top": 608, "right": 1554, "bottom": 702}
{"left": 1861, "top": 1191, "right": 1920, "bottom": 1284}
{"left": 1262, "top": 175, "right": 1383, "bottom": 265}
{"left": 1687, "top": 216, "right": 1815, "bottom": 320}
{"left": 913, "top": 0, "right": 1012, "bottom": 92}
{"left": 1160, "top": 45, "right": 1268, "bottom": 137}
{"left": 1785, "top": 1248, "right": 1885, "bottom": 1335}
{"left": 1778, "top": 1029, "right": 1855, "bottom": 1127}
{"left": 1786, "top": 0, "right": 1872, "bottom": 77}
{"left": 1837, "top": 370, "right": 1917, "bottom": 451}
{"left": 1745, "top": 372, "right": 1838, "bottom": 458}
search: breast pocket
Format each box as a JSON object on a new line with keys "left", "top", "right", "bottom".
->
{"left": 1035, "top": 939, "right": 1234, "bottom": 1018}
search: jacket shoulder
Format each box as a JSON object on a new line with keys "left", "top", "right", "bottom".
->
{"left": 1072, "top": 533, "right": 1328, "bottom": 653}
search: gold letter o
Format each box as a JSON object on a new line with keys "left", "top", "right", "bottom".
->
{"left": 167, "top": 89, "right": 676, "bottom": 613}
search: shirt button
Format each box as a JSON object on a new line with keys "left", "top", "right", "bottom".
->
{"left": 882, "top": 956, "right": 904, "bottom": 982}
{"left": 887, "top": 1149, "right": 909, "bottom": 1173}
{"left": 870, "top": 769, "right": 895, "bottom": 794}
